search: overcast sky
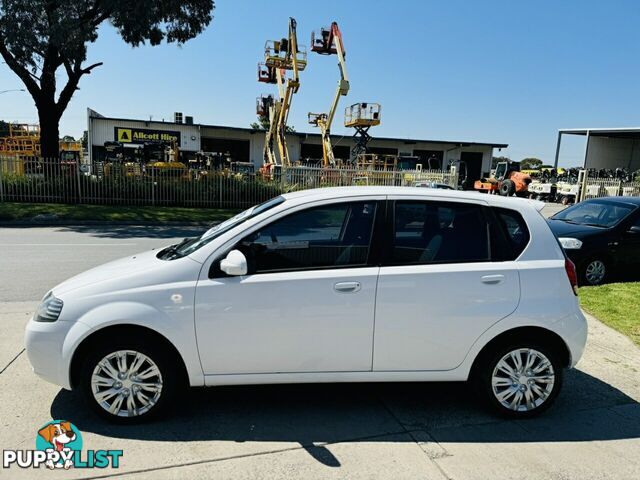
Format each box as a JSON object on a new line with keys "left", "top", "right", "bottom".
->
{"left": 2, "top": 0, "right": 640, "bottom": 166}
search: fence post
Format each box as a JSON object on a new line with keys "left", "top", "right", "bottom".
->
{"left": 449, "top": 165, "right": 458, "bottom": 188}
{"left": 577, "top": 169, "right": 588, "bottom": 203}
{"left": 0, "top": 157, "right": 4, "bottom": 203}
{"left": 151, "top": 167, "right": 156, "bottom": 206}
{"left": 75, "top": 158, "right": 83, "bottom": 204}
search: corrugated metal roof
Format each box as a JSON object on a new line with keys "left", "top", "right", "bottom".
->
{"left": 88, "top": 111, "right": 508, "bottom": 149}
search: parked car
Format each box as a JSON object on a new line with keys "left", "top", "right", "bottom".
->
{"left": 547, "top": 197, "right": 640, "bottom": 285}
{"left": 25, "top": 187, "right": 587, "bottom": 422}
{"left": 414, "top": 181, "right": 455, "bottom": 190}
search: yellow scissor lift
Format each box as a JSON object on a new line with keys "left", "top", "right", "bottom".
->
{"left": 307, "top": 22, "right": 349, "bottom": 167}
{"left": 345, "top": 102, "right": 381, "bottom": 163}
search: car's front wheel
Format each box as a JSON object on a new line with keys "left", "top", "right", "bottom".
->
{"left": 477, "top": 344, "right": 563, "bottom": 418}
{"left": 80, "top": 338, "right": 180, "bottom": 423}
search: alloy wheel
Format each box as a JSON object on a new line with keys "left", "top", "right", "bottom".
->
{"left": 90, "top": 350, "right": 163, "bottom": 417}
{"left": 491, "top": 348, "right": 555, "bottom": 412}
{"left": 585, "top": 260, "right": 606, "bottom": 285}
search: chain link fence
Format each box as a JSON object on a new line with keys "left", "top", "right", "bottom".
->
{"left": 0, "top": 156, "right": 458, "bottom": 209}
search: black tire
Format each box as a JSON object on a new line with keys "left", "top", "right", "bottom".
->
{"left": 80, "top": 336, "right": 182, "bottom": 423}
{"left": 474, "top": 342, "right": 563, "bottom": 419}
{"left": 499, "top": 179, "right": 515, "bottom": 196}
{"left": 579, "top": 258, "right": 607, "bottom": 286}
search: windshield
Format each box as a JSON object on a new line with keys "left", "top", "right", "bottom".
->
{"left": 551, "top": 200, "right": 636, "bottom": 228}
{"left": 157, "top": 196, "right": 286, "bottom": 260}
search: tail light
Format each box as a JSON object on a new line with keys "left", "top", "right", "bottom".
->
{"left": 565, "top": 258, "right": 578, "bottom": 295}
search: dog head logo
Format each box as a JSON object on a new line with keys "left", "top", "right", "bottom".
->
{"left": 35, "top": 420, "right": 82, "bottom": 469}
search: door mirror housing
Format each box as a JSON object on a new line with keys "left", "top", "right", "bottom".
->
{"left": 219, "top": 250, "right": 248, "bottom": 276}
{"left": 628, "top": 225, "right": 640, "bottom": 234}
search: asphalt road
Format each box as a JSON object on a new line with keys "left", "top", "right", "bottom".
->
{"left": 2, "top": 202, "right": 639, "bottom": 479}
{"left": 0, "top": 225, "right": 204, "bottom": 302}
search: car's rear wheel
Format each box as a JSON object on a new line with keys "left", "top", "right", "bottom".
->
{"left": 580, "top": 258, "right": 607, "bottom": 286}
{"left": 80, "top": 338, "right": 180, "bottom": 423}
{"left": 477, "top": 343, "right": 563, "bottom": 418}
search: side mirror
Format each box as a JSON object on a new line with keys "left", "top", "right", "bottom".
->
{"left": 219, "top": 250, "right": 248, "bottom": 276}
{"left": 628, "top": 225, "right": 640, "bottom": 234}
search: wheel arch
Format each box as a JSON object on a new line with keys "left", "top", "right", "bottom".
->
{"left": 69, "top": 324, "right": 189, "bottom": 389}
{"left": 469, "top": 326, "right": 572, "bottom": 380}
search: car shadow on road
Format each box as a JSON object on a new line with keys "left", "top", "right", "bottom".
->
{"left": 55, "top": 224, "right": 208, "bottom": 239}
{"left": 51, "top": 368, "right": 639, "bottom": 466}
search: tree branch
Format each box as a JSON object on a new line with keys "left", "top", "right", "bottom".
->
{"left": 0, "top": 36, "right": 41, "bottom": 98}
{"left": 56, "top": 61, "right": 103, "bottom": 115}
{"left": 81, "top": 61, "right": 103, "bottom": 74}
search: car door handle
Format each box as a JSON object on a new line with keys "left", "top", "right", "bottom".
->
{"left": 334, "top": 281, "right": 361, "bottom": 293}
{"left": 481, "top": 274, "right": 505, "bottom": 285}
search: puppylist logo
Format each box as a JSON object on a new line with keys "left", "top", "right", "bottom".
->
{"left": 3, "top": 420, "right": 123, "bottom": 470}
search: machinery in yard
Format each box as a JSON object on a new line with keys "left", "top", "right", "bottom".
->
{"left": 261, "top": 17, "right": 307, "bottom": 169}
{"left": 528, "top": 180, "right": 557, "bottom": 201}
{"left": 307, "top": 21, "right": 350, "bottom": 167}
{"left": 0, "top": 123, "right": 41, "bottom": 162}
{"left": 474, "top": 160, "right": 532, "bottom": 196}
{"left": 555, "top": 181, "right": 580, "bottom": 205}
{"left": 345, "top": 102, "right": 381, "bottom": 162}
{"left": 255, "top": 93, "right": 280, "bottom": 169}
{"left": 101, "top": 140, "right": 183, "bottom": 178}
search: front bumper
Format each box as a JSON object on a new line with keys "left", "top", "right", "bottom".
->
{"left": 24, "top": 318, "right": 90, "bottom": 390}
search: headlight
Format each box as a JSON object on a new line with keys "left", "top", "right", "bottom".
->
{"left": 35, "top": 293, "right": 64, "bottom": 322}
{"left": 558, "top": 237, "right": 583, "bottom": 250}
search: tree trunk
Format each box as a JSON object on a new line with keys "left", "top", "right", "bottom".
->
{"left": 38, "top": 103, "right": 61, "bottom": 160}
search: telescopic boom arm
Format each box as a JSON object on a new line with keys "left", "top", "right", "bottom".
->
{"left": 308, "top": 22, "right": 350, "bottom": 166}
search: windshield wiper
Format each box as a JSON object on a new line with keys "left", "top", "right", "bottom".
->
{"left": 552, "top": 218, "right": 578, "bottom": 224}
{"left": 159, "top": 237, "right": 192, "bottom": 260}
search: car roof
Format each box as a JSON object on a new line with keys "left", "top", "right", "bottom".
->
{"left": 279, "top": 186, "right": 544, "bottom": 211}
{"left": 582, "top": 196, "right": 640, "bottom": 206}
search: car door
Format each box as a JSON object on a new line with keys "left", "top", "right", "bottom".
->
{"left": 373, "top": 198, "right": 521, "bottom": 371}
{"left": 617, "top": 209, "right": 640, "bottom": 267}
{"left": 195, "top": 199, "right": 382, "bottom": 376}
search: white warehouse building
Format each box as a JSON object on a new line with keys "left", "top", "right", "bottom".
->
{"left": 87, "top": 109, "right": 508, "bottom": 184}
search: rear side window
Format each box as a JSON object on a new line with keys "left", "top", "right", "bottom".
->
{"left": 390, "top": 201, "right": 490, "bottom": 265}
{"left": 490, "top": 207, "right": 530, "bottom": 260}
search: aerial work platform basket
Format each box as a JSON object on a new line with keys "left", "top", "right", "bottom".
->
{"left": 264, "top": 40, "right": 307, "bottom": 71}
{"left": 344, "top": 103, "right": 381, "bottom": 128}
{"left": 256, "top": 95, "right": 275, "bottom": 116}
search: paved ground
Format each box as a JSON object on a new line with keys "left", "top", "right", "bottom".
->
{"left": 1, "top": 203, "right": 639, "bottom": 479}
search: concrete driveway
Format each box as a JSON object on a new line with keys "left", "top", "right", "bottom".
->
{"left": 1, "top": 218, "right": 639, "bottom": 479}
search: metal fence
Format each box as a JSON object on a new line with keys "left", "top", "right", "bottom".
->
{"left": 0, "top": 156, "right": 458, "bottom": 209}
{"left": 578, "top": 171, "right": 640, "bottom": 202}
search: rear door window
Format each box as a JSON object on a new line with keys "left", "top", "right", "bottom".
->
{"left": 389, "top": 201, "right": 490, "bottom": 265}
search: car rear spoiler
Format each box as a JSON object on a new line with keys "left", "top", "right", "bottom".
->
{"left": 529, "top": 199, "right": 546, "bottom": 212}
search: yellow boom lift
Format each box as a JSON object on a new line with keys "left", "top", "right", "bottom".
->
{"left": 263, "top": 17, "right": 307, "bottom": 167}
{"left": 308, "top": 22, "right": 349, "bottom": 167}
{"left": 256, "top": 63, "right": 285, "bottom": 169}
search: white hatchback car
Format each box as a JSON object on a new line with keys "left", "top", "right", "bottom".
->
{"left": 25, "top": 187, "right": 587, "bottom": 422}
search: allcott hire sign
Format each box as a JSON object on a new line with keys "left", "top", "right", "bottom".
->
{"left": 114, "top": 127, "right": 181, "bottom": 145}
